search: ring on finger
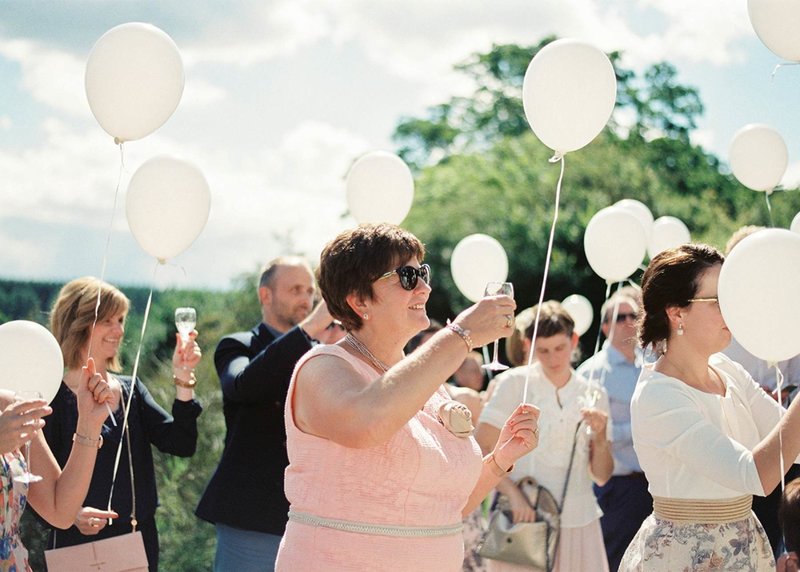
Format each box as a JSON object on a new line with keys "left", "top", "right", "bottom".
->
{"left": 505, "top": 315, "right": 514, "bottom": 328}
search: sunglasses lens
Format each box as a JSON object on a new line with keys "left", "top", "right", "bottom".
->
{"left": 398, "top": 267, "right": 417, "bottom": 290}
{"left": 419, "top": 264, "right": 431, "bottom": 285}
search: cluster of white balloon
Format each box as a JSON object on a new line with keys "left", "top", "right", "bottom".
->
{"left": 715, "top": 2, "right": 800, "bottom": 366}
{"left": 86, "top": 22, "right": 211, "bottom": 264}
{"left": 0, "top": 23, "right": 211, "bottom": 401}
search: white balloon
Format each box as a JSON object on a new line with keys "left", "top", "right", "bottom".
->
{"left": 614, "top": 199, "right": 654, "bottom": 243}
{"left": 0, "top": 321, "right": 64, "bottom": 404}
{"left": 791, "top": 211, "right": 800, "bottom": 234}
{"left": 561, "top": 294, "right": 594, "bottom": 336}
{"left": 719, "top": 229, "right": 800, "bottom": 362}
{"left": 450, "top": 234, "right": 509, "bottom": 302}
{"left": 648, "top": 216, "right": 691, "bottom": 259}
{"left": 86, "top": 22, "right": 184, "bottom": 142}
{"left": 748, "top": 0, "right": 800, "bottom": 61}
{"left": 729, "top": 124, "right": 788, "bottom": 192}
{"left": 522, "top": 39, "right": 617, "bottom": 154}
{"left": 346, "top": 151, "right": 414, "bottom": 225}
{"left": 584, "top": 207, "right": 647, "bottom": 282}
{"left": 126, "top": 156, "right": 211, "bottom": 262}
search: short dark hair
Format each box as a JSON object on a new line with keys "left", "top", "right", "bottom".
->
{"left": 780, "top": 477, "right": 800, "bottom": 552}
{"left": 524, "top": 300, "right": 574, "bottom": 340}
{"left": 258, "top": 256, "right": 311, "bottom": 290}
{"left": 318, "top": 224, "right": 425, "bottom": 331}
{"left": 638, "top": 244, "right": 724, "bottom": 352}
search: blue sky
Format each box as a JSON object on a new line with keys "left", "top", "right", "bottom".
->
{"left": 1, "top": 0, "right": 798, "bottom": 290}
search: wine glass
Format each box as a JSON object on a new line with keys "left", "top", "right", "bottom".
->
{"left": 174, "top": 307, "right": 197, "bottom": 343}
{"left": 14, "top": 390, "right": 43, "bottom": 484}
{"left": 482, "top": 282, "right": 514, "bottom": 372}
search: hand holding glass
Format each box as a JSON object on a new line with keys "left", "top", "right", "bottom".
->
{"left": 175, "top": 307, "right": 197, "bottom": 343}
{"left": 482, "top": 282, "right": 514, "bottom": 372}
{"left": 14, "top": 390, "right": 43, "bottom": 484}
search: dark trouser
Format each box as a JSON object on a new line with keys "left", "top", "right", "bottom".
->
{"left": 754, "top": 463, "right": 800, "bottom": 558}
{"left": 594, "top": 473, "right": 653, "bottom": 572}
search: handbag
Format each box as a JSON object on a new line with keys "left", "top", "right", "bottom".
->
{"left": 45, "top": 410, "right": 150, "bottom": 571}
{"left": 478, "top": 422, "right": 582, "bottom": 571}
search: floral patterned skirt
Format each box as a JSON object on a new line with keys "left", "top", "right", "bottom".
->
{"left": 619, "top": 513, "right": 775, "bottom": 572}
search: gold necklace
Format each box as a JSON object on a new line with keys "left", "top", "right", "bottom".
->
{"left": 344, "top": 334, "right": 390, "bottom": 373}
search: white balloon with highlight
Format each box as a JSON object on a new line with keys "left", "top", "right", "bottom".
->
{"left": 729, "top": 124, "right": 788, "bottom": 193}
{"left": 450, "top": 234, "right": 509, "bottom": 303}
{"left": 0, "top": 321, "right": 64, "bottom": 404}
{"left": 561, "top": 294, "right": 594, "bottom": 336}
{"left": 346, "top": 151, "right": 414, "bottom": 225}
{"left": 584, "top": 207, "right": 647, "bottom": 283}
{"left": 648, "top": 216, "right": 691, "bottom": 259}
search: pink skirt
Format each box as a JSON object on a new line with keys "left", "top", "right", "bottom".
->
{"left": 486, "top": 519, "right": 609, "bottom": 572}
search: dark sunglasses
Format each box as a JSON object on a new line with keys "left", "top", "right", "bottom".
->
{"left": 377, "top": 263, "right": 431, "bottom": 291}
{"left": 613, "top": 312, "right": 638, "bottom": 323}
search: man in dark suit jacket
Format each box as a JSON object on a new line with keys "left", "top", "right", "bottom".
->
{"left": 196, "top": 256, "right": 334, "bottom": 571}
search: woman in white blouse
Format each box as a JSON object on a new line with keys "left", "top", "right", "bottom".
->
{"left": 476, "top": 300, "right": 613, "bottom": 572}
{"left": 621, "top": 244, "right": 800, "bottom": 571}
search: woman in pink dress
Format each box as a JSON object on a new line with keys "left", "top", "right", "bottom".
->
{"left": 276, "top": 223, "right": 540, "bottom": 572}
{"left": 0, "top": 357, "right": 115, "bottom": 570}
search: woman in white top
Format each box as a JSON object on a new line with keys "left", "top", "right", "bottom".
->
{"left": 477, "top": 300, "right": 613, "bottom": 572}
{"left": 621, "top": 244, "right": 800, "bottom": 571}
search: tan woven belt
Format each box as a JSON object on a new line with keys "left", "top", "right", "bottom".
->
{"left": 652, "top": 495, "right": 752, "bottom": 524}
{"left": 288, "top": 510, "right": 463, "bottom": 538}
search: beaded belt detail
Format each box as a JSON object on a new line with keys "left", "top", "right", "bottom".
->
{"left": 288, "top": 510, "right": 463, "bottom": 538}
{"left": 652, "top": 495, "right": 752, "bottom": 524}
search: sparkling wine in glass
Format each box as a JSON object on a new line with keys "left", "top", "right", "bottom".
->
{"left": 482, "top": 282, "right": 514, "bottom": 372}
{"left": 174, "top": 307, "right": 197, "bottom": 343}
{"left": 14, "top": 390, "right": 43, "bottom": 484}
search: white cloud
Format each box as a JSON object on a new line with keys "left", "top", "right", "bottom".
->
{"left": 0, "top": 38, "right": 86, "bottom": 116}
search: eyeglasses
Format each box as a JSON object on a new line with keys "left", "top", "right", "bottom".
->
{"left": 688, "top": 297, "right": 719, "bottom": 304}
{"left": 614, "top": 312, "right": 638, "bottom": 323}
{"left": 377, "top": 264, "right": 431, "bottom": 291}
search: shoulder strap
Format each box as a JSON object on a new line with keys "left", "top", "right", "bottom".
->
{"left": 557, "top": 421, "right": 582, "bottom": 514}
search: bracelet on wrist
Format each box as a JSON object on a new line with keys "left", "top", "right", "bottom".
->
{"left": 486, "top": 452, "right": 513, "bottom": 477}
{"left": 73, "top": 432, "right": 103, "bottom": 449}
{"left": 173, "top": 373, "right": 197, "bottom": 389}
{"left": 446, "top": 322, "right": 473, "bottom": 351}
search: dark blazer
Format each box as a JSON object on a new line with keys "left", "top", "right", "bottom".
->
{"left": 195, "top": 322, "right": 314, "bottom": 535}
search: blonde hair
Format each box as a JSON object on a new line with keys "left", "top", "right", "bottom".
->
{"left": 50, "top": 277, "right": 130, "bottom": 371}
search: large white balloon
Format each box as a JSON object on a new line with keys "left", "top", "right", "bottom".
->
{"left": 450, "top": 234, "right": 509, "bottom": 302}
{"left": 584, "top": 207, "right": 647, "bottom": 282}
{"left": 648, "top": 216, "right": 691, "bottom": 259}
{"left": 791, "top": 211, "right": 800, "bottom": 234}
{"left": 126, "top": 156, "right": 211, "bottom": 262}
{"left": 346, "top": 151, "right": 414, "bottom": 225}
{"left": 615, "top": 199, "right": 654, "bottom": 243}
{"left": 0, "top": 321, "right": 64, "bottom": 404}
{"left": 729, "top": 124, "right": 788, "bottom": 192}
{"left": 86, "top": 22, "right": 184, "bottom": 142}
{"left": 748, "top": 0, "right": 800, "bottom": 61}
{"left": 561, "top": 294, "right": 594, "bottom": 336}
{"left": 719, "top": 229, "right": 800, "bottom": 363}
{"left": 522, "top": 39, "right": 617, "bottom": 155}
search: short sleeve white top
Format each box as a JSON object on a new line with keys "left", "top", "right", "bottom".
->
{"left": 479, "top": 363, "right": 611, "bottom": 528}
{"left": 631, "top": 352, "right": 798, "bottom": 500}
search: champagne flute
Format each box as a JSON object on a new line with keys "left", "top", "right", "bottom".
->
{"left": 174, "top": 307, "right": 197, "bottom": 343}
{"left": 482, "top": 282, "right": 514, "bottom": 372}
{"left": 14, "top": 390, "right": 43, "bottom": 484}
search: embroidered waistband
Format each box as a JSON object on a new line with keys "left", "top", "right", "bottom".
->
{"left": 652, "top": 495, "right": 752, "bottom": 524}
{"left": 288, "top": 510, "right": 463, "bottom": 538}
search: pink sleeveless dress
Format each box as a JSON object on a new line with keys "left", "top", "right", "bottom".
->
{"left": 276, "top": 345, "right": 483, "bottom": 572}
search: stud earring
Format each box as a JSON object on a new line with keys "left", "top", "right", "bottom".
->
{"left": 362, "top": 313, "right": 368, "bottom": 320}
{"left": 677, "top": 322, "right": 684, "bottom": 336}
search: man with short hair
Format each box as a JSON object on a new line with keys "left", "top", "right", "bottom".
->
{"left": 196, "top": 256, "right": 332, "bottom": 571}
{"left": 577, "top": 293, "right": 652, "bottom": 572}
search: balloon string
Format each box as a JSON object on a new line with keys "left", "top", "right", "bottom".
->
{"left": 765, "top": 192, "right": 775, "bottom": 228}
{"left": 771, "top": 62, "right": 800, "bottom": 81}
{"left": 107, "top": 260, "right": 158, "bottom": 518}
{"left": 774, "top": 363, "right": 786, "bottom": 494}
{"left": 86, "top": 142, "right": 127, "bottom": 426}
{"left": 585, "top": 281, "right": 615, "bottom": 390}
{"left": 523, "top": 155, "right": 565, "bottom": 404}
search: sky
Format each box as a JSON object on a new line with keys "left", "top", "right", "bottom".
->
{"left": 1, "top": 0, "right": 799, "bottom": 291}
